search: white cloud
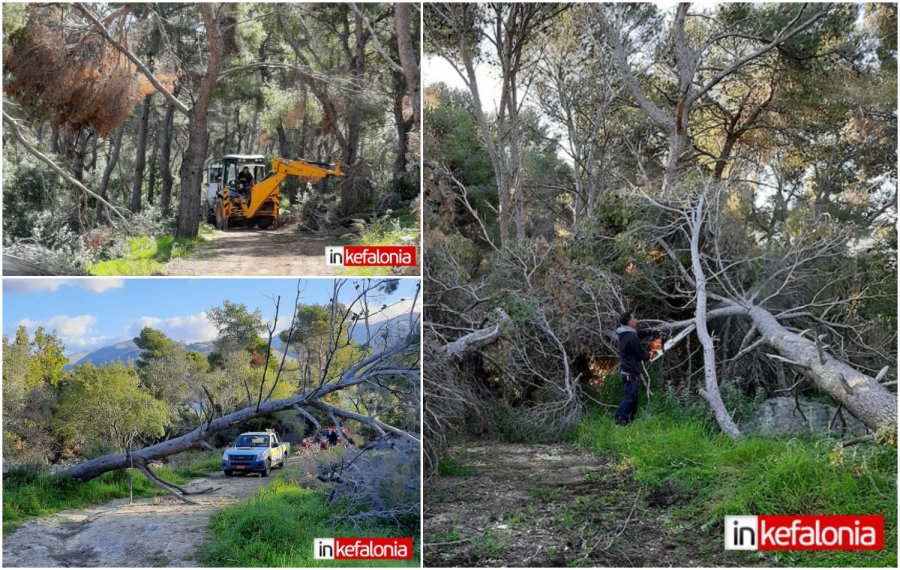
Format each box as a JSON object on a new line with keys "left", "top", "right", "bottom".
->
{"left": 80, "top": 279, "right": 124, "bottom": 293}
{"left": 4, "top": 278, "right": 124, "bottom": 294}
{"left": 127, "top": 312, "right": 218, "bottom": 343}
{"left": 5, "top": 279, "right": 70, "bottom": 293}
{"left": 18, "top": 314, "right": 107, "bottom": 348}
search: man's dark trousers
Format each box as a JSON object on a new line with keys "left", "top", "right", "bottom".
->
{"left": 614, "top": 373, "right": 639, "bottom": 425}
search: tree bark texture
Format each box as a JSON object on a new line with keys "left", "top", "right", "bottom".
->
{"left": 131, "top": 94, "right": 152, "bottom": 213}
{"left": 175, "top": 4, "right": 222, "bottom": 239}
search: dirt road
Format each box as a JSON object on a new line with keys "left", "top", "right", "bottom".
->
{"left": 2, "top": 456, "right": 310, "bottom": 567}
{"left": 425, "top": 443, "right": 756, "bottom": 568}
{"left": 161, "top": 223, "right": 345, "bottom": 276}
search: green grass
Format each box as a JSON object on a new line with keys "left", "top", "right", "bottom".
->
{"left": 505, "top": 504, "right": 536, "bottom": 525}
{"left": 3, "top": 449, "right": 221, "bottom": 535}
{"left": 573, "top": 407, "right": 898, "bottom": 567}
{"left": 469, "top": 529, "right": 508, "bottom": 559}
{"left": 343, "top": 211, "right": 418, "bottom": 277}
{"left": 528, "top": 486, "right": 561, "bottom": 501}
{"left": 87, "top": 229, "right": 212, "bottom": 276}
{"left": 436, "top": 457, "right": 476, "bottom": 477}
{"left": 198, "top": 474, "right": 419, "bottom": 567}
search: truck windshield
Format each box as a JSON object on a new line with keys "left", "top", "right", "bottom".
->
{"left": 234, "top": 435, "right": 269, "bottom": 448}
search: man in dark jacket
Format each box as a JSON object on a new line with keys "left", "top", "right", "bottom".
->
{"left": 615, "top": 311, "right": 655, "bottom": 425}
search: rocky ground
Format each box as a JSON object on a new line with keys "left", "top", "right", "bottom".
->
{"left": 2, "top": 455, "right": 316, "bottom": 568}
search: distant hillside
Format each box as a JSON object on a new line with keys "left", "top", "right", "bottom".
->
{"left": 271, "top": 312, "right": 420, "bottom": 354}
{"left": 349, "top": 313, "right": 420, "bottom": 349}
{"left": 67, "top": 313, "right": 420, "bottom": 369}
{"left": 66, "top": 340, "right": 215, "bottom": 369}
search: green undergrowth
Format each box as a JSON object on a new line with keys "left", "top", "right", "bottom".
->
{"left": 573, "top": 404, "right": 897, "bottom": 567}
{"left": 88, "top": 227, "right": 214, "bottom": 275}
{"left": 2, "top": 449, "right": 221, "bottom": 535}
{"left": 343, "top": 210, "right": 418, "bottom": 277}
{"left": 199, "top": 470, "right": 419, "bottom": 567}
{"left": 436, "top": 457, "right": 476, "bottom": 477}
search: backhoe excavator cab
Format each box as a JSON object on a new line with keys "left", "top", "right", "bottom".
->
{"left": 213, "top": 154, "right": 270, "bottom": 230}
{"left": 210, "top": 154, "right": 343, "bottom": 232}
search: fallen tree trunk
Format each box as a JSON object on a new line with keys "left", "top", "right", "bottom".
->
{"left": 689, "top": 196, "right": 741, "bottom": 438}
{"left": 62, "top": 341, "right": 417, "bottom": 482}
{"left": 437, "top": 308, "right": 511, "bottom": 359}
{"left": 747, "top": 304, "right": 897, "bottom": 434}
{"left": 654, "top": 302, "right": 895, "bottom": 435}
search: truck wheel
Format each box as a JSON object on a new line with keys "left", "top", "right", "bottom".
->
{"left": 261, "top": 460, "right": 270, "bottom": 477}
{"left": 246, "top": 217, "right": 258, "bottom": 229}
{"left": 224, "top": 470, "right": 233, "bottom": 477}
{"left": 256, "top": 217, "right": 273, "bottom": 230}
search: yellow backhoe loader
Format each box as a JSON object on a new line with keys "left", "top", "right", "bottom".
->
{"left": 204, "top": 155, "right": 343, "bottom": 230}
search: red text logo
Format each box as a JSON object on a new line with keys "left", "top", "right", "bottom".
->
{"left": 313, "top": 537, "right": 414, "bottom": 560}
{"left": 326, "top": 246, "right": 417, "bottom": 267}
{"left": 725, "top": 515, "right": 884, "bottom": 551}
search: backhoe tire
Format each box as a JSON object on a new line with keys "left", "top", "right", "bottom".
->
{"left": 215, "top": 200, "right": 228, "bottom": 231}
{"left": 256, "top": 217, "right": 274, "bottom": 230}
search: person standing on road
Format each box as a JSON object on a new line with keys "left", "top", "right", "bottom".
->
{"left": 615, "top": 311, "right": 656, "bottom": 425}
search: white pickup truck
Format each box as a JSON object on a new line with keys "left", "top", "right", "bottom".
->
{"left": 221, "top": 430, "right": 289, "bottom": 477}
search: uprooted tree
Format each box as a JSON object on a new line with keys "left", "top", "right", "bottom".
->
{"left": 635, "top": 179, "right": 897, "bottom": 437}
{"left": 423, "top": 2, "right": 896, "bottom": 474}
{"left": 56, "top": 279, "right": 420, "bottom": 508}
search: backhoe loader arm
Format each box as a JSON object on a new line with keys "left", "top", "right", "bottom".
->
{"left": 245, "top": 159, "right": 343, "bottom": 219}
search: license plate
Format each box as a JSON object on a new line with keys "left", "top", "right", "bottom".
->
{"left": 235, "top": 465, "right": 245, "bottom": 470}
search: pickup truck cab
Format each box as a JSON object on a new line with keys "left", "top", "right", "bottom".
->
{"left": 222, "top": 430, "right": 290, "bottom": 477}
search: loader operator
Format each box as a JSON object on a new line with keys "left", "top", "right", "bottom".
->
{"left": 615, "top": 311, "right": 657, "bottom": 426}
{"left": 237, "top": 166, "right": 255, "bottom": 197}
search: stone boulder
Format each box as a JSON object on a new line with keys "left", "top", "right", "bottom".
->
{"left": 742, "top": 397, "right": 868, "bottom": 438}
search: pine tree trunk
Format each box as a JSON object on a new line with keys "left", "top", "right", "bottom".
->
{"left": 690, "top": 196, "right": 742, "bottom": 438}
{"left": 747, "top": 304, "right": 897, "bottom": 434}
{"left": 147, "top": 114, "right": 160, "bottom": 206}
{"left": 175, "top": 5, "right": 222, "bottom": 239}
{"left": 276, "top": 119, "right": 300, "bottom": 203}
{"left": 159, "top": 102, "right": 176, "bottom": 218}
{"left": 394, "top": 3, "right": 420, "bottom": 132}
{"left": 96, "top": 125, "right": 126, "bottom": 224}
{"left": 131, "top": 94, "right": 152, "bottom": 214}
{"left": 392, "top": 74, "right": 412, "bottom": 176}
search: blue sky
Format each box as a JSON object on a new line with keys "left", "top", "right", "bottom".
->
{"left": 3, "top": 278, "right": 421, "bottom": 354}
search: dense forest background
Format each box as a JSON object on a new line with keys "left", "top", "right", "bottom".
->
{"left": 423, "top": 2, "right": 897, "bottom": 468}
{"left": 2, "top": 3, "right": 420, "bottom": 273}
